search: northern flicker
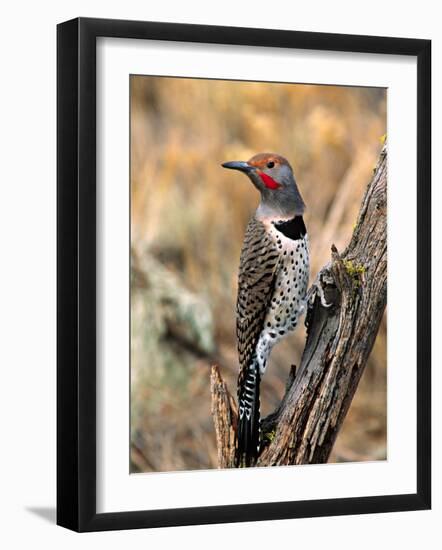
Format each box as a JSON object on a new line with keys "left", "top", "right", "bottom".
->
{"left": 222, "top": 153, "right": 309, "bottom": 467}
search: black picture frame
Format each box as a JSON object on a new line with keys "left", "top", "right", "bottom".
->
{"left": 57, "top": 17, "right": 431, "bottom": 532}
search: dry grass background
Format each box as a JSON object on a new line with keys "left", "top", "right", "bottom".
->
{"left": 130, "top": 76, "right": 387, "bottom": 473}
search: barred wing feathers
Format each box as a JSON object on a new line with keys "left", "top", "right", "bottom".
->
{"left": 236, "top": 216, "right": 280, "bottom": 392}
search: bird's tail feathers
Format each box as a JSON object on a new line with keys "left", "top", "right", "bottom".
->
{"left": 235, "top": 363, "right": 261, "bottom": 467}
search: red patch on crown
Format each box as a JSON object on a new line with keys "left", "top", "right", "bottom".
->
{"left": 259, "top": 172, "right": 281, "bottom": 190}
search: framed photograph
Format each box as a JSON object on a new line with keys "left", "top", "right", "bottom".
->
{"left": 57, "top": 17, "right": 431, "bottom": 532}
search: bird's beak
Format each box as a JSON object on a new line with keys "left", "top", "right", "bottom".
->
{"left": 221, "top": 161, "right": 254, "bottom": 174}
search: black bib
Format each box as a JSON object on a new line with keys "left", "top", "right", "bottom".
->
{"left": 273, "top": 216, "right": 306, "bottom": 240}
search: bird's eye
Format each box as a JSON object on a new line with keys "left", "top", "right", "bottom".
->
{"left": 266, "top": 161, "right": 275, "bottom": 169}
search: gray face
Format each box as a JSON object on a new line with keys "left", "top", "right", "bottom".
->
{"left": 222, "top": 154, "right": 305, "bottom": 219}
{"left": 247, "top": 163, "right": 294, "bottom": 191}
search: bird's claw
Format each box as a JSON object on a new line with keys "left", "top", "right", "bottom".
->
{"left": 307, "top": 275, "right": 334, "bottom": 309}
{"left": 316, "top": 282, "right": 333, "bottom": 308}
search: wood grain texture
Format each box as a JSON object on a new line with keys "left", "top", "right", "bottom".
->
{"left": 211, "top": 142, "right": 387, "bottom": 467}
{"left": 210, "top": 365, "right": 238, "bottom": 468}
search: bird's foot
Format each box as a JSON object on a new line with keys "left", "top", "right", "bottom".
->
{"left": 307, "top": 274, "right": 334, "bottom": 309}
{"left": 316, "top": 281, "right": 334, "bottom": 308}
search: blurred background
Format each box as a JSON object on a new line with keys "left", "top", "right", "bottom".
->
{"left": 130, "top": 76, "right": 387, "bottom": 473}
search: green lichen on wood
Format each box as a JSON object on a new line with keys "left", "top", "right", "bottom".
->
{"left": 263, "top": 429, "right": 276, "bottom": 442}
{"left": 343, "top": 259, "right": 366, "bottom": 291}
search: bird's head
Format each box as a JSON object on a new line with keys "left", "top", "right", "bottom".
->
{"left": 222, "top": 153, "right": 305, "bottom": 220}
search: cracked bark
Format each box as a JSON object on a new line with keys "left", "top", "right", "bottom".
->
{"left": 211, "top": 142, "right": 387, "bottom": 468}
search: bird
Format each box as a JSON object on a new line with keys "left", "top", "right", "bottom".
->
{"left": 222, "top": 153, "right": 309, "bottom": 467}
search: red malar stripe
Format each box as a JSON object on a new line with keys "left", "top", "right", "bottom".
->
{"left": 259, "top": 172, "right": 281, "bottom": 190}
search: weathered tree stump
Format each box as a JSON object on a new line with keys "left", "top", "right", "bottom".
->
{"left": 211, "top": 142, "right": 387, "bottom": 467}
